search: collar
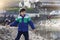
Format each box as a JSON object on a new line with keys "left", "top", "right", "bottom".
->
{"left": 20, "top": 14, "right": 26, "bottom": 17}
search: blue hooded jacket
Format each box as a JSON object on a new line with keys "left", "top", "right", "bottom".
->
{"left": 10, "top": 14, "right": 35, "bottom": 32}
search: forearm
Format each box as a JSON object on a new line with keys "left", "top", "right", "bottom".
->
{"left": 10, "top": 21, "right": 19, "bottom": 27}
{"left": 28, "top": 20, "right": 35, "bottom": 30}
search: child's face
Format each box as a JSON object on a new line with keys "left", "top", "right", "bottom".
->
{"left": 20, "top": 11, "right": 26, "bottom": 16}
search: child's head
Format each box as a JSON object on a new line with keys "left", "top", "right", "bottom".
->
{"left": 19, "top": 8, "right": 26, "bottom": 16}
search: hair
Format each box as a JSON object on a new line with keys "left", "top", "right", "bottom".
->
{"left": 19, "top": 8, "right": 26, "bottom": 13}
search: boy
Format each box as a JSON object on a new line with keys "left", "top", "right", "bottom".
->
{"left": 10, "top": 8, "right": 36, "bottom": 40}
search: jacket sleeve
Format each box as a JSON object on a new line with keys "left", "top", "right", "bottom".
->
{"left": 10, "top": 17, "right": 19, "bottom": 27}
{"left": 28, "top": 17, "right": 35, "bottom": 29}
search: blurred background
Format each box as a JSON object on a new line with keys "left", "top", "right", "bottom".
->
{"left": 0, "top": 0, "right": 60, "bottom": 40}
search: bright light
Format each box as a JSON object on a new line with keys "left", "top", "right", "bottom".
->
{"left": 0, "top": 1, "right": 4, "bottom": 9}
{"left": 0, "top": 3, "right": 4, "bottom": 7}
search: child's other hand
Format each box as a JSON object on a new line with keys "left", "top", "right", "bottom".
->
{"left": 32, "top": 29, "right": 36, "bottom": 33}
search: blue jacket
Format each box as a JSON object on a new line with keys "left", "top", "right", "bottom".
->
{"left": 10, "top": 14, "right": 35, "bottom": 32}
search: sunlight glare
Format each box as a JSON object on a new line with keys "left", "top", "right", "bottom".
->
{"left": 0, "top": 1, "right": 5, "bottom": 9}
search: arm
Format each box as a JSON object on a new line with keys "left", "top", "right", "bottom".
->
{"left": 10, "top": 17, "right": 19, "bottom": 27}
{"left": 10, "top": 21, "right": 19, "bottom": 27}
{"left": 28, "top": 17, "right": 35, "bottom": 30}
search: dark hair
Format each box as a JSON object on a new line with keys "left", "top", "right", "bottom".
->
{"left": 20, "top": 8, "right": 26, "bottom": 13}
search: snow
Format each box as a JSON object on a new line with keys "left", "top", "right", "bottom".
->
{"left": 37, "top": 19, "right": 60, "bottom": 31}
{"left": 0, "top": 26, "right": 48, "bottom": 40}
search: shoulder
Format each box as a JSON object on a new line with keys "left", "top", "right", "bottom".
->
{"left": 15, "top": 15, "right": 22, "bottom": 20}
{"left": 25, "top": 14, "right": 30, "bottom": 18}
{"left": 25, "top": 14, "right": 31, "bottom": 20}
{"left": 17, "top": 15, "right": 22, "bottom": 19}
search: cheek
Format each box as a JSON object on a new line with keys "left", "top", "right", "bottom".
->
{"left": 23, "top": 13, "right": 25, "bottom": 14}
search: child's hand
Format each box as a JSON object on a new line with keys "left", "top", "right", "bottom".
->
{"left": 32, "top": 29, "right": 36, "bottom": 33}
{"left": 6, "top": 25, "right": 10, "bottom": 29}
